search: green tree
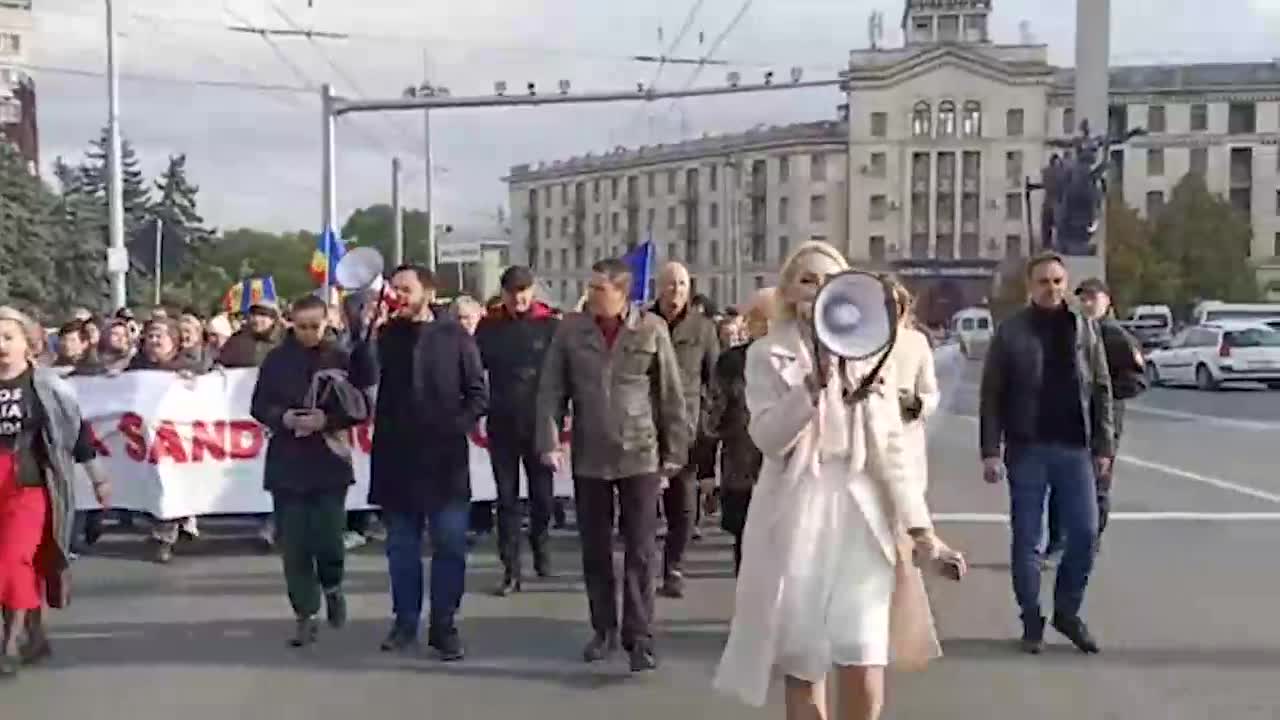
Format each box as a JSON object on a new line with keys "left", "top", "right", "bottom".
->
{"left": 1104, "top": 193, "right": 1180, "bottom": 315}
{"left": 202, "top": 228, "right": 318, "bottom": 309}
{"left": 1150, "top": 173, "right": 1259, "bottom": 310}
{"left": 340, "top": 204, "right": 431, "bottom": 262}
{"left": 48, "top": 156, "right": 110, "bottom": 311}
{"left": 0, "top": 143, "right": 57, "bottom": 316}
{"left": 76, "top": 128, "right": 154, "bottom": 305}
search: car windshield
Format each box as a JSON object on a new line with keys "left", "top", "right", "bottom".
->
{"left": 1224, "top": 329, "right": 1280, "bottom": 348}
{"left": 1205, "top": 309, "right": 1280, "bottom": 322}
{"left": 960, "top": 318, "right": 975, "bottom": 331}
{"left": 1136, "top": 314, "right": 1168, "bottom": 327}
{"left": 976, "top": 318, "right": 991, "bottom": 329}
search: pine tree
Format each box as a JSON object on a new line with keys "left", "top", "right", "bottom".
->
{"left": 1151, "top": 173, "right": 1259, "bottom": 310}
{"left": 146, "top": 153, "right": 214, "bottom": 272}
{"left": 0, "top": 143, "right": 58, "bottom": 315}
{"left": 48, "top": 156, "right": 110, "bottom": 311}
{"left": 78, "top": 126, "right": 151, "bottom": 231}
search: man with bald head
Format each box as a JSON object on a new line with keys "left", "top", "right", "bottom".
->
{"left": 651, "top": 261, "right": 720, "bottom": 599}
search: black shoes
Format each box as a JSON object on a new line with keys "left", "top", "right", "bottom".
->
{"left": 1052, "top": 613, "right": 1100, "bottom": 654}
{"left": 380, "top": 625, "right": 418, "bottom": 653}
{"left": 657, "top": 570, "right": 685, "bottom": 599}
{"left": 289, "top": 618, "right": 319, "bottom": 648}
{"left": 533, "top": 552, "right": 553, "bottom": 579}
{"left": 628, "top": 644, "right": 658, "bottom": 672}
{"left": 493, "top": 574, "right": 521, "bottom": 597}
{"left": 324, "top": 590, "right": 347, "bottom": 629}
{"left": 1020, "top": 614, "right": 1045, "bottom": 655}
{"left": 582, "top": 632, "right": 620, "bottom": 663}
{"left": 428, "top": 626, "right": 465, "bottom": 662}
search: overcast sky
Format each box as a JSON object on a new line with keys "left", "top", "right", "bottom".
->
{"left": 28, "top": 0, "right": 1280, "bottom": 236}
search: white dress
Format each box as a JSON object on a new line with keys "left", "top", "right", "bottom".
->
{"left": 771, "top": 372, "right": 896, "bottom": 681}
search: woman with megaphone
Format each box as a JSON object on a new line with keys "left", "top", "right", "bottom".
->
{"left": 712, "top": 241, "right": 964, "bottom": 720}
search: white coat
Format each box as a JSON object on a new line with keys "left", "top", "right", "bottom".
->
{"left": 887, "top": 326, "right": 941, "bottom": 497}
{"left": 712, "top": 320, "right": 942, "bottom": 708}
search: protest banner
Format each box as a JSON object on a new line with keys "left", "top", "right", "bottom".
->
{"left": 68, "top": 369, "right": 574, "bottom": 519}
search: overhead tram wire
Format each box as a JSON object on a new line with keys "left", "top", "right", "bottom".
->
{"left": 650, "top": 0, "right": 708, "bottom": 88}
{"left": 664, "top": 0, "right": 757, "bottom": 130}
{"left": 18, "top": 63, "right": 311, "bottom": 94}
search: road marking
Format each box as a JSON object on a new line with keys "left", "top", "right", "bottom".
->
{"left": 942, "top": 412, "right": 1280, "bottom": 505}
{"left": 1126, "top": 403, "right": 1280, "bottom": 432}
{"left": 936, "top": 512, "right": 1280, "bottom": 523}
{"left": 49, "top": 631, "right": 147, "bottom": 640}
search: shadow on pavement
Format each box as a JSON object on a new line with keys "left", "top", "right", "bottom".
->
{"left": 940, "top": 637, "right": 1280, "bottom": 669}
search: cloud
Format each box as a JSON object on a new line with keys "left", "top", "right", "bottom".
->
{"left": 26, "top": 0, "right": 1279, "bottom": 234}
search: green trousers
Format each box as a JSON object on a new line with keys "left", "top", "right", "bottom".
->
{"left": 272, "top": 491, "right": 347, "bottom": 619}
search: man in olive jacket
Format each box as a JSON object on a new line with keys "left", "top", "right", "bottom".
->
{"left": 650, "top": 261, "right": 719, "bottom": 599}
{"left": 979, "top": 252, "right": 1114, "bottom": 656}
{"left": 535, "top": 258, "right": 689, "bottom": 673}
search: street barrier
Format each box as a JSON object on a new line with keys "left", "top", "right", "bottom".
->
{"left": 66, "top": 369, "right": 574, "bottom": 519}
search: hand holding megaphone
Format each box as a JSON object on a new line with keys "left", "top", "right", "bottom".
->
{"left": 810, "top": 270, "right": 900, "bottom": 404}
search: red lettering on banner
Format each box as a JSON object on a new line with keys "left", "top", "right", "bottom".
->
{"left": 85, "top": 423, "right": 110, "bottom": 457}
{"left": 119, "top": 413, "right": 147, "bottom": 462}
{"left": 191, "top": 421, "right": 229, "bottom": 462}
{"left": 227, "top": 421, "right": 264, "bottom": 459}
{"left": 149, "top": 421, "right": 189, "bottom": 464}
{"left": 355, "top": 423, "right": 373, "bottom": 454}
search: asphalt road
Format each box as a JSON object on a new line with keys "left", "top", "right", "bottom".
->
{"left": 8, "top": 348, "right": 1280, "bottom": 719}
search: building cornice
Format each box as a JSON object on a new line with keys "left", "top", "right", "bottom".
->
{"left": 1123, "top": 132, "right": 1280, "bottom": 148}
{"left": 1048, "top": 89, "right": 1280, "bottom": 106}
{"left": 843, "top": 44, "right": 1055, "bottom": 90}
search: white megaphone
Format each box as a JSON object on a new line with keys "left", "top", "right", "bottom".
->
{"left": 334, "top": 246, "right": 388, "bottom": 342}
{"left": 811, "top": 270, "right": 899, "bottom": 401}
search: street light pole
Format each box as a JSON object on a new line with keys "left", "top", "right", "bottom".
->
{"left": 105, "top": 0, "right": 126, "bottom": 309}
{"left": 320, "top": 83, "right": 337, "bottom": 298}
{"left": 391, "top": 157, "right": 404, "bottom": 265}
{"left": 1073, "top": 0, "right": 1110, "bottom": 280}
{"left": 424, "top": 107, "right": 435, "bottom": 272}
{"left": 153, "top": 218, "right": 162, "bottom": 305}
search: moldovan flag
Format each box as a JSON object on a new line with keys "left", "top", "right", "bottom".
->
{"left": 222, "top": 276, "right": 279, "bottom": 315}
{"left": 309, "top": 226, "right": 347, "bottom": 286}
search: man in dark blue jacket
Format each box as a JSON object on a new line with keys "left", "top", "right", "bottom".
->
{"left": 351, "top": 264, "right": 488, "bottom": 661}
{"left": 251, "top": 295, "right": 368, "bottom": 648}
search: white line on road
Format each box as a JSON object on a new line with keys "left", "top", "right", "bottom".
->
{"left": 942, "top": 413, "right": 1280, "bottom": 505}
{"left": 1126, "top": 403, "right": 1280, "bottom": 432}
{"left": 935, "top": 512, "right": 1280, "bottom": 523}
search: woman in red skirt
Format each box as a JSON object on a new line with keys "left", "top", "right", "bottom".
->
{"left": 0, "top": 306, "right": 111, "bottom": 678}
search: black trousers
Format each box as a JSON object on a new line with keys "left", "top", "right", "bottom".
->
{"left": 661, "top": 466, "right": 698, "bottom": 576}
{"left": 574, "top": 474, "right": 662, "bottom": 648}
{"left": 490, "top": 424, "right": 555, "bottom": 576}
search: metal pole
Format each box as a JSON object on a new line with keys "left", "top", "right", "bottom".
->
{"left": 105, "top": 0, "right": 126, "bottom": 310}
{"left": 424, "top": 108, "right": 436, "bottom": 272}
{"left": 153, "top": 218, "right": 162, "bottom": 305}
{"left": 391, "top": 157, "right": 404, "bottom": 265}
{"left": 1074, "top": 0, "right": 1110, "bottom": 278}
{"left": 731, "top": 160, "right": 742, "bottom": 307}
{"left": 321, "top": 83, "right": 337, "bottom": 298}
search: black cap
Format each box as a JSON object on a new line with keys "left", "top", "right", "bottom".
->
{"left": 115, "top": 307, "right": 136, "bottom": 320}
{"left": 1075, "top": 277, "right": 1109, "bottom": 296}
{"left": 500, "top": 265, "right": 535, "bottom": 292}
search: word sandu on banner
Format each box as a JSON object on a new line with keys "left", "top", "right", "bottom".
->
{"left": 66, "top": 369, "right": 575, "bottom": 520}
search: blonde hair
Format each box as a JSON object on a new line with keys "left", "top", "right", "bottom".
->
{"left": 883, "top": 274, "right": 915, "bottom": 325}
{"left": 452, "top": 295, "right": 484, "bottom": 317}
{"left": 776, "top": 240, "right": 851, "bottom": 320}
{"left": 0, "top": 305, "right": 41, "bottom": 361}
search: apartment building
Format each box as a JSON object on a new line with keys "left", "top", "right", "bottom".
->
{"left": 0, "top": 0, "right": 36, "bottom": 172}
{"left": 506, "top": 0, "right": 1280, "bottom": 318}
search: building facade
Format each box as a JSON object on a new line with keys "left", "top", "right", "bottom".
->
{"left": 506, "top": 0, "right": 1280, "bottom": 317}
{"left": 0, "top": 0, "right": 36, "bottom": 172}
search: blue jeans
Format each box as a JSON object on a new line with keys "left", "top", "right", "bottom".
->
{"left": 384, "top": 503, "right": 470, "bottom": 636}
{"left": 1007, "top": 444, "right": 1098, "bottom": 620}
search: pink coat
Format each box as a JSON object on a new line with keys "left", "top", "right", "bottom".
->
{"left": 713, "top": 320, "right": 942, "bottom": 707}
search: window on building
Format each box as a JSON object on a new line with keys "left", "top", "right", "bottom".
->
{"left": 593, "top": 247, "right": 602, "bottom": 262}
{"left": 778, "top": 196, "right": 790, "bottom": 224}
{"left": 1005, "top": 150, "right": 1023, "bottom": 187}
{"left": 960, "top": 234, "right": 979, "bottom": 259}
{"left": 1063, "top": 107, "right": 1076, "bottom": 135}
{"left": 544, "top": 188, "right": 552, "bottom": 209}
{"left": 574, "top": 246, "right": 584, "bottom": 269}
{"left": 754, "top": 275, "right": 765, "bottom": 290}
{"left": 810, "top": 195, "right": 828, "bottom": 223}
{"left": 611, "top": 212, "right": 620, "bottom": 232}
{"left": 1190, "top": 147, "right": 1208, "bottom": 176}
{"left": 560, "top": 249, "right": 569, "bottom": 268}
{"left": 543, "top": 249, "right": 553, "bottom": 268}
{"left": 709, "top": 202, "right": 720, "bottom": 228}
{"left": 1275, "top": 189, "right": 1280, "bottom": 217}
{"left": 560, "top": 217, "right": 569, "bottom": 236}
{"left": 962, "top": 101, "right": 982, "bottom": 137}
{"left": 667, "top": 206, "right": 677, "bottom": 229}
{"left": 811, "top": 153, "right": 827, "bottom": 182}
{"left": 1006, "top": 192, "right": 1022, "bottom": 221}
{"left": 938, "top": 14, "right": 960, "bottom": 41}
{"left": 560, "top": 184, "right": 568, "bottom": 205}
{"left": 869, "top": 195, "right": 888, "bottom": 221}
{"left": 869, "top": 235, "right": 886, "bottom": 262}
{"left": 666, "top": 243, "right": 677, "bottom": 261}
{"left": 1006, "top": 108, "right": 1024, "bottom": 137}
{"left": 871, "top": 112, "right": 888, "bottom": 138}
{"left": 912, "top": 101, "right": 932, "bottom": 137}
{"left": 938, "top": 100, "right": 957, "bottom": 136}
{"left": 1146, "top": 190, "right": 1165, "bottom": 218}
{"left": 1147, "top": 105, "right": 1166, "bottom": 133}
{"left": 811, "top": 235, "right": 828, "bottom": 244}
{"left": 869, "top": 152, "right": 887, "bottom": 178}
{"left": 778, "top": 235, "right": 790, "bottom": 261}
{"left": 1274, "top": 232, "right": 1280, "bottom": 257}
{"left": 559, "top": 280, "right": 568, "bottom": 299}
{"left": 0, "top": 33, "right": 20, "bottom": 56}
{"left": 936, "top": 235, "right": 954, "bottom": 260}
{"left": 1005, "top": 235, "right": 1022, "bottom": 258}
{"left": 1231, "top": 188, "right": 1251, "bottom": 216}
{"left": 593, "top": 213, "right": 602, "bottom": 234}
{"left": 1190, "top": 103, "right": 1208, "bottom": 132}
{"left": 611, "top": 177, "right": 619, "bottom": 200}
{"left": 647, "top": 207, "right": 656, "bottom": 229}
{"left": 1147, "top": 148, "right": 1165, "bottom": 176}
{"left": 909, "top": 234, "right": 928, "bottom": 258}
{"left": 592, "top": 179, "right": 600, "bottom": 202}
{"left": 646, "top": 172, "right": 656, "bottom": 197}
{"left": 1229, "top": 102, "right": 1256, "bottom": 134}
{"left": 778, "top": 155, "right": 790, "bottom": 182}
{"left": 544, "top": 217, "right": 553, "bottom": 239}
{"left": 709, "top": 165, "right": 719, "bottom": 191}
{"left": 709, "top": 276, "right": 720, "bottom": 304}
{"left": 710, "top": 240, "right": 720, "bottom": 265}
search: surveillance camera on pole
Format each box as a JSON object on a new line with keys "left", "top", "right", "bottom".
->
{"left": 727, "top": 71, "right": 740, "bottom": 87}
{"left": 764, "top": 71, "right": 774, "bottom": 86}
{"left": 790, "top": 66, "right": 804, "bottom": 83}
{"left": 558, "top": 79, "right": 571, "bottom": 95}
{"left": 494, "top": 81, "right": 507, "bottom": 96}
{"left": 527, "top": 82, "right": 536, "bottom": 96}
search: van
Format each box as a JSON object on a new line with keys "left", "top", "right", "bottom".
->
{"left": 1192, "top": 302, "right": 1280, "bottom": 326}
{"left": 952, "top": 307, "right": 993, "bottom": 360}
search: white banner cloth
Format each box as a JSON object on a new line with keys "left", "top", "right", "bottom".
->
{"left": 69, "top": 369, "right": 573, "bottom": 519}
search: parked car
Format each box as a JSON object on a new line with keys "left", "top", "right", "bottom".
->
{"left": 951, "top": 306, "right": 993, "bottom": 360}
{"left": 1146, "top": 322, "right": 1280, "bottom": 391}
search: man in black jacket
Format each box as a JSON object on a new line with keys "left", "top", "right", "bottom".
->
{"left": 979, "top": 252, "right": 1115, "bottom": 655}
{"left": 351, "top": 264, "right": 488, "bottom": 661}
{"left": 251, "top": 295, "right": 368, "bottom": 648}
{"left": 475, "top": 266, "right": 560, "bottom": 596}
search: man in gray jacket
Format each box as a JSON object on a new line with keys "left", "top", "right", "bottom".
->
{"left": 651, "top": 261, "right": 719, "bottom": 599}
{"left": 979, "top": 251, "right": 1115, "bottom": 656}
{"left": 536, "top": 257, "right": 689, "bottom": 673}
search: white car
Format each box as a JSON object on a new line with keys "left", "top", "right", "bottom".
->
{"left": 1146, "top": 323, "right": 1280, "bottom": 390}
{"left": 952, "top": 307, "right": 993, "bottom": 360}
